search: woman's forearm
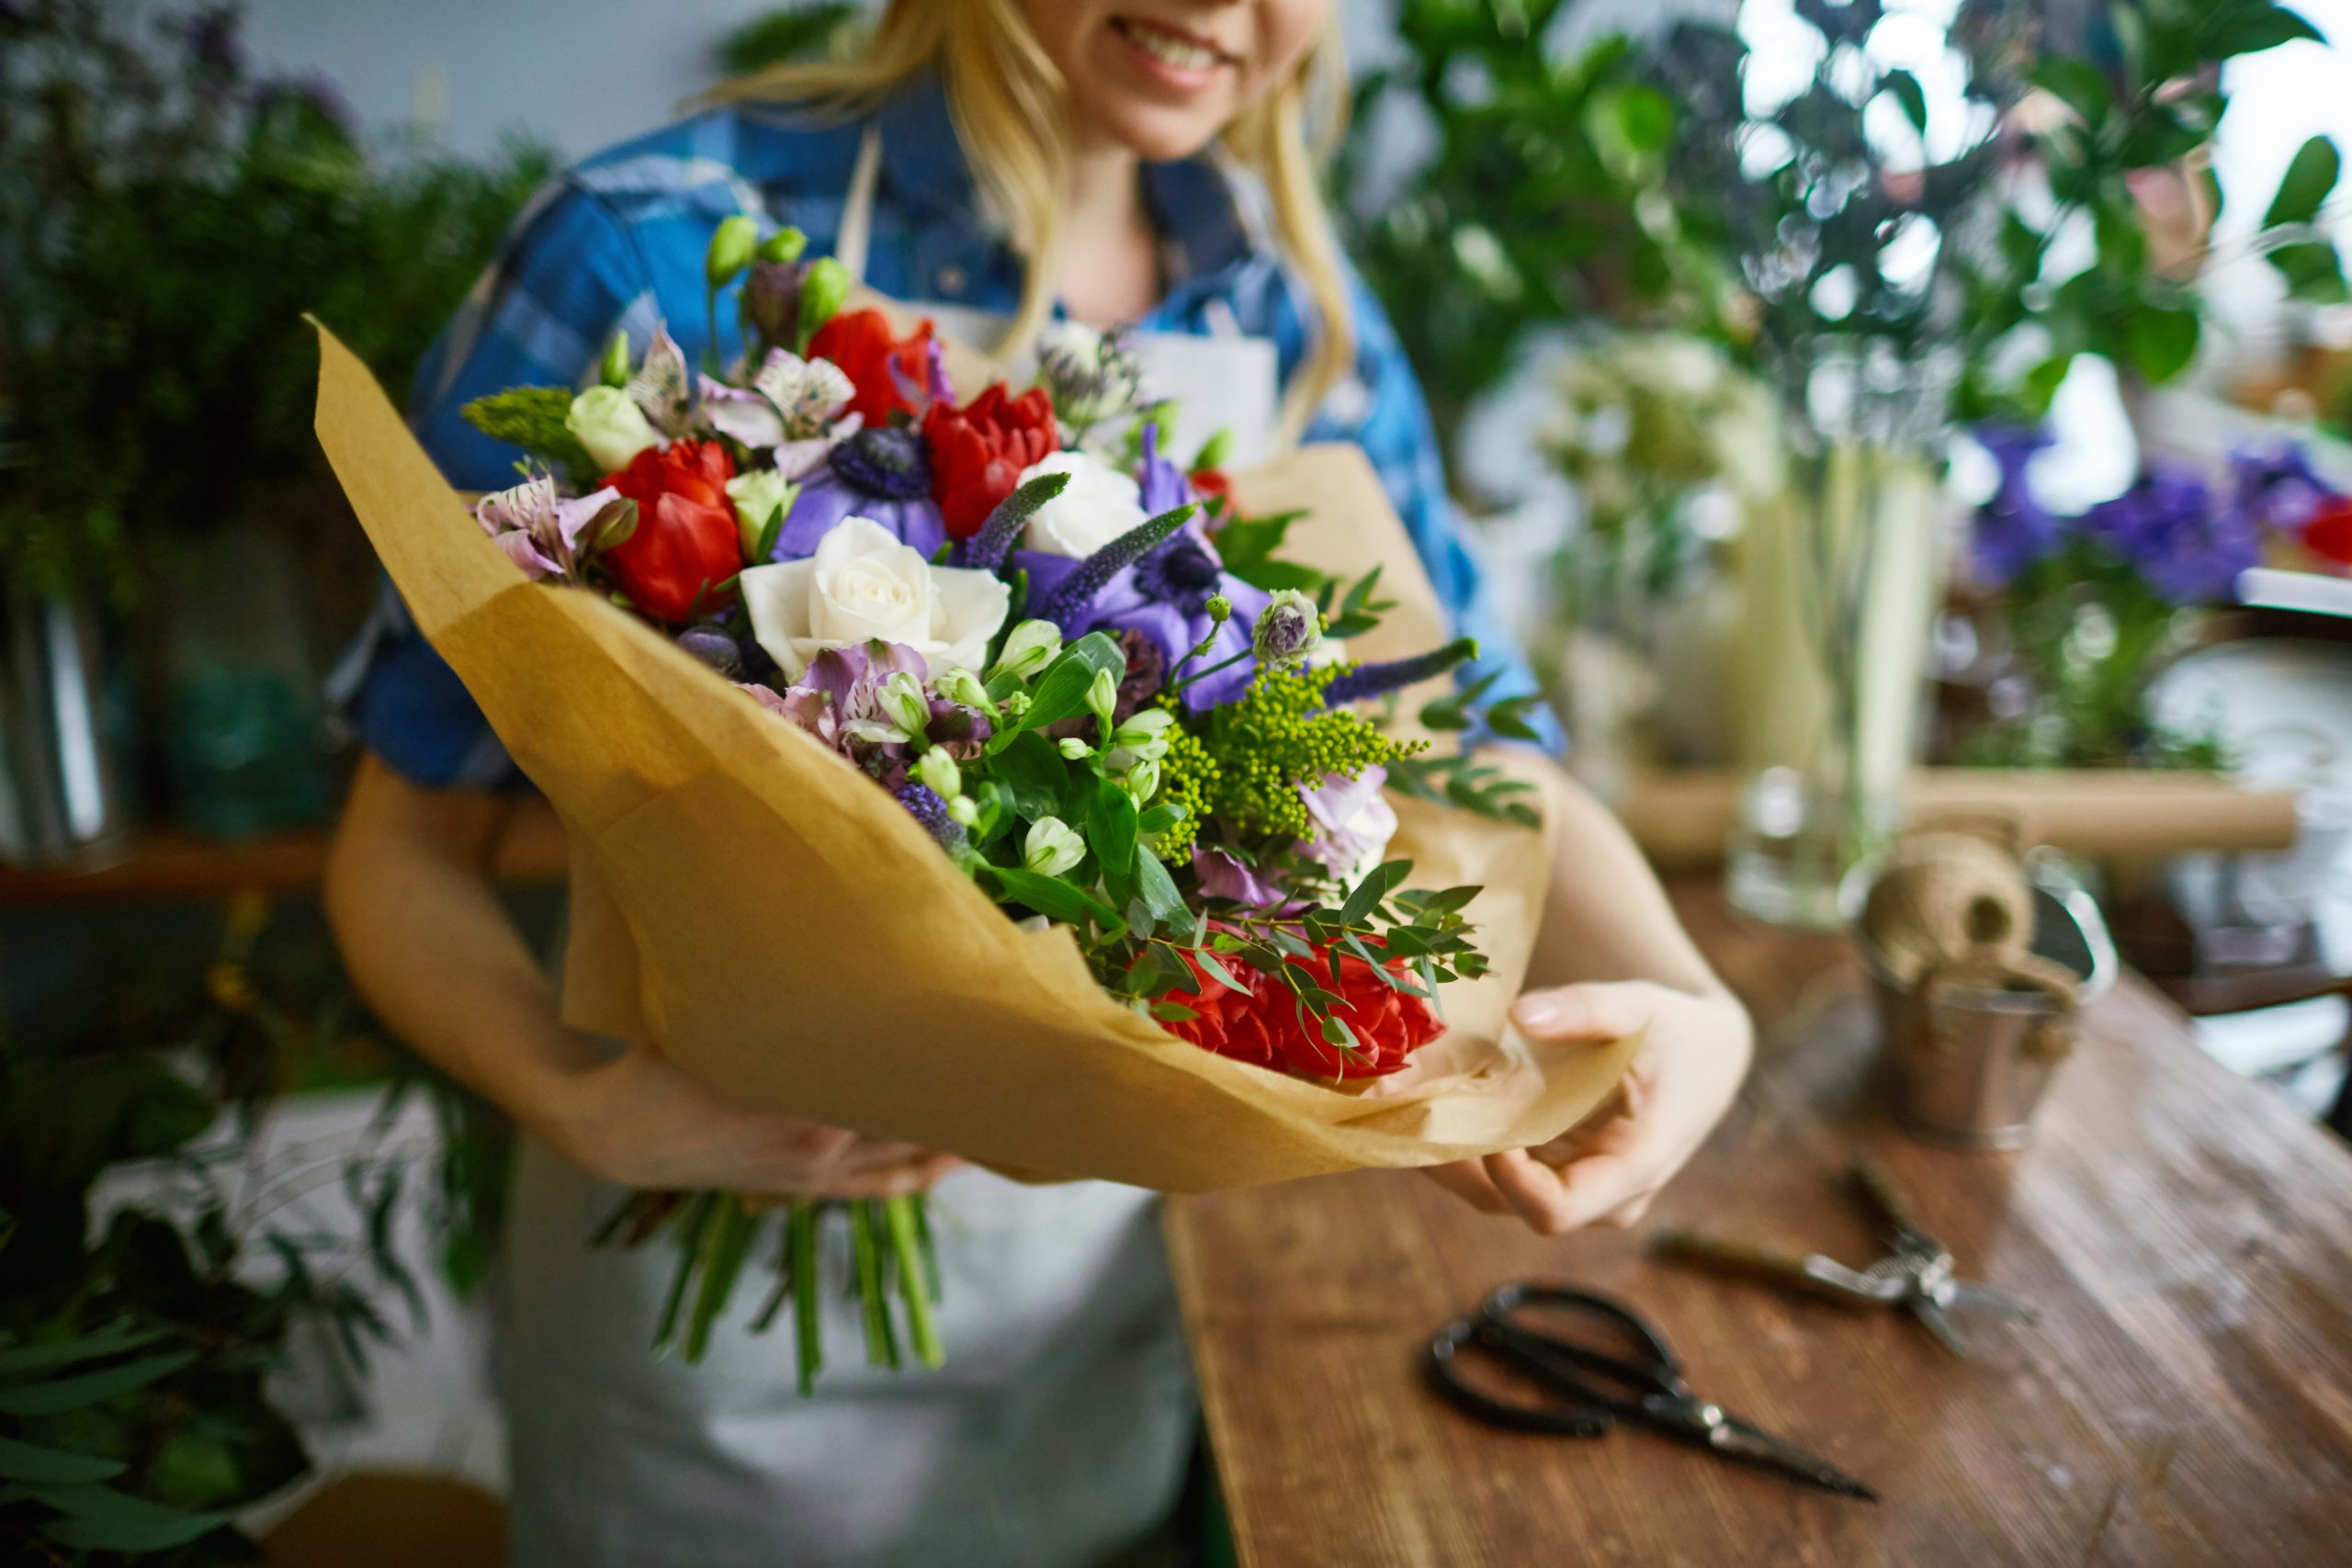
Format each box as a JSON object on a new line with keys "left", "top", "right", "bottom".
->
{"left": 323, "top": 757, "right": 604, "bottom": 1138}
{"left": 1525, "top": 761, "right": 1723, "bottom": 998}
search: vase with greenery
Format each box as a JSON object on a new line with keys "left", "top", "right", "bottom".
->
{"left": 0, "top": 1, "right": 552, "bottom": 840}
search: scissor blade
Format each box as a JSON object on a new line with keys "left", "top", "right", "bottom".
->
{"left": 1713, "top": 1416, "right": 1879, "bottom": 1502}
{"left": 1913, "top": 1297, "right": 1971, "bottom": 1358}
{"left": 1949, "top": 1280, "right": 2038, "bottom": 1323}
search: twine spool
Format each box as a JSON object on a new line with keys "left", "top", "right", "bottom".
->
{"left": 1860, "top": 829, "right": 2036, "bottom": 989}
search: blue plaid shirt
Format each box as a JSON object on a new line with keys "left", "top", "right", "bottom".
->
{"left": 336, "top": 73, "right": 1561, "bottom": 789}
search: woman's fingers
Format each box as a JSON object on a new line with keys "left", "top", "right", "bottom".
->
{"left": 1419, "top": 1159, "right": 1513, "bottom": 1215}
{"left": 1510, "top": 981, "right": 1656, "bottom": 1043}
{"left": 1481, "top": 1148, "right": 1648, "bottom": 1236}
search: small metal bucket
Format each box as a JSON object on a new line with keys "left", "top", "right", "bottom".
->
{"left": 1854, "top": 876, "right": 2117, "bottom": 1149}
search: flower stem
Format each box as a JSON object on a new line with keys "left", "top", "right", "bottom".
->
{"left": 789, "top": 1202, "right": 824, "bottom": 1396}
{"left": 885, "top": 1196, "right": 944, "bottom": 1370}
{"left": 1168, "top": 647, "right": 1252, "bottom": 698}
{"left": 651, "top": 1192, "right": 718, "bottom": 1357}
{"left": 849, "top": 1201, "right": 899, "bottom": 1369}
{"left": 682, "top": 1194, "right": 758, "bottom": 1364}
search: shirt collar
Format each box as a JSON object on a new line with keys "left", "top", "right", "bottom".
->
{"left": 874, "top": 72, "right": 1261, "bottom": 284}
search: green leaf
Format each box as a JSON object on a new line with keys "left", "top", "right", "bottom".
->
{"left": 1193, "top": 950, "right": 1251, "bottom": 995}
{"left": 2267, "top": 240, "right": 2351, "bottom": 303}
{"left": 1610, "top": 84, "right": 1674, "bottom": 152}
{"left": 1136, "top": 848, "right": 1189, "bottom": 927}
{"left": 1085, "top": 779, "right": 1140, "bottom": 886}
{"left": 1882, "top": 68, "right": 1928, "bottom": 134}
{"left": 1148, "top": 1001, "right": 1201, "bottom": 1023}
{"left": 0, "top": 1352, "right": 193, "bottom": 1416}
{"left": 2028, "top": 56, "right": 2112, "bottom": 127}
{"left": 1340, "top": 861, "right": 1412, "bottom": 927}
{"left": 1008, "top": 632, "right": 1125, "bottom": 736}
{"left": 2203, "top": 3, "right": 2325, "bottom": 58}
{"left": 984, "top": 865, "right": 1118, "bottom": 930}
{"left": 0, "top": 1437, "right": 124, "bottom": 1486}
{"left": 2264, "top": 135, "right": 2342, "bottom": 230}
{"left": 0, "top": 1325, "right": 165, "bottom": 1380}
{"left": 34, "top": 1482, "right": 228, "bottom": 1553}
{"left": 2126, "top": 305, "right": 2201, "bottom": 383}
{"left": 989, "top": 730, "right": 1068, "bottom": 821}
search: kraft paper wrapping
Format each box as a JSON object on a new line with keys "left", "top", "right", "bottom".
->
{"left": 313, "top": 322, "right": 1635, "bottom": 1191}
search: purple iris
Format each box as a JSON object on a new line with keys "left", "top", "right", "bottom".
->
{"left": 2230, "top": 441, "right": 2346, "bottom": 536}
{"left": 1015, "top": 530, "right": 1271, "bottom": 711}
{"left": 1969, "top": 424, "right": 2063, "bottom": 588}
{"left": 767, "top": 426, "right": 946, "bottom": 562}
{"left": 1137, "top": 423, "right": 1192, "bottom": 514}
{"left": 2084, "top": 461, "right": 2258, "bottom": 605}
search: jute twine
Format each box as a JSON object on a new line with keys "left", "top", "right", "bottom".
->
{"left": 1860, "top": 828, "right": 2038, "bottom": 989}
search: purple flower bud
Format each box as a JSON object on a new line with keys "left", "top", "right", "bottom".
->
{"left": 743, "top": 258, "right": 810, "bottom": 352}
{"left": 894, "top": 783, "right": 969, "bottom": 855}
{"left": 676, "top": 626, "right": 745, "bottom": 680}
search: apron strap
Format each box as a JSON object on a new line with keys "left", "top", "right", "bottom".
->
{"left": 835, "top": 122, "right": 883, "bottom": 288}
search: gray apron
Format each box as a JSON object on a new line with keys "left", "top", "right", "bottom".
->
{"left": 497, "top": 125, "right": 1282, "bottom": 1568}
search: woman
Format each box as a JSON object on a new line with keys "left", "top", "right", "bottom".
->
{"left": 324, "top": 4, "right": 1754, "bottom": 1564}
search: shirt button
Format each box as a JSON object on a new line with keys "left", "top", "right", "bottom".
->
{"left": 934, "top": 263, "right": 968, "bottom": 297}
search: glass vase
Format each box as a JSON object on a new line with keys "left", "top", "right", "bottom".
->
{"left": 1724, "top": 344, "right": 1954, "bottom": 929}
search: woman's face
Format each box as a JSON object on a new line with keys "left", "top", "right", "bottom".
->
{"left": 1017, "top": 0, "right": 1331, "bottom": 163}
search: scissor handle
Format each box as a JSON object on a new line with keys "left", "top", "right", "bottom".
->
{"left": 1480, "top": 1282, "right": 1685, "bottom": 1381}
{"left": 1425, "top": 1317, "right": 1612, "bottom": 1437}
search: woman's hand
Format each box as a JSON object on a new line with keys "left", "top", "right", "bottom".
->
{"left": 539, "top": 1039, "right": 961, "bottom": 1200}
{"left": 1422, "top": 980, "right": 1752, "bottom": 1235}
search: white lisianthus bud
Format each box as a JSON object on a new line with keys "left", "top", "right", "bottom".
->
{"left": 1252, "top": 588, "right": 1324, "bottom": 667}
{"left": 725, "top": 469, "right": 797, "bottom": 559}
{"left": 880, "top": 671, "right": 932, "bottom": 742}
{"left": 1086, "top": 668, "right": 1119, "bottom": 739}
{"left": 1023, "top": 816, "right": 1087, "bottom": 878}
{"left": 566, "top": 387, "right": 662, "bottom": 473}
{"left": 1057, "top": 737, "right": 1095, "bottom": 761}
{"left": 1125, "top": 757, "right": 1161, "bottom": 807}
{"left": 933, "top": 664, "right": 998, "bottom": 718}
{"left": 1110, "top": 708, "right": 1174, "bottom": 761}
{"left": 989, "top": 619, "right": 1064, "bottom": 682}
{"left": 915, "top": 749, "right": 962, "bottom": 801}
{"left": 947, "top": 795, "right": 980, "bottom": 829}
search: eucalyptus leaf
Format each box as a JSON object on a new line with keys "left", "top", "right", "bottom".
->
{"left": 2263, "top": 135, "right": 2342, "bottom": 231}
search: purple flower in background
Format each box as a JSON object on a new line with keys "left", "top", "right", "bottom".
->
{"left": 1192, "top": 845, "right": 1290, "bottom": 908}
{"left": 1969, "top": 424, "right": 2063, "bottom": 587}
{"left": 767, "top": 427, "right": 946, "bottom": 562}
{"left": 1015, "top": 529, "right": 1270, "bottom": 711}
{"left": 1296, "top": 768, "right": 1398, "bottom": 885}
{"left": 2084, "top": 461, "right": 2256, "bottom": 605}
{"left": 184, "top": 6, "right": 247, "bottom": 75}
{"left": 2229, "top": 441, "right": 2346, "bottom": 536}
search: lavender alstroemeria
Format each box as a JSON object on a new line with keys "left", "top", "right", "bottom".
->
{"left": 698, "top": 350, "right": 860, "bottom": 480}
{"left": 627, "top": 325, "right": 695, "bottom": 438}
{"left": 1015, "top": 528, "right": 1270, "bottom": 710}
{"left": 771, "top": 638, "right": 933, "bottom": 783}
{"left": 1969, "top": 424, "right": 2063, "bottom": 588}
{"left": 2230, "top": 441, "right": 2346, "bottom": 536}
{"left": 474, "top": 473, "right": 624, "bottom": 582}
{"left": 2085, "top": 461, "right": 2258, "bottom": 605}
{"left": 765, "top": 427, "right": 946, "bottom": 562}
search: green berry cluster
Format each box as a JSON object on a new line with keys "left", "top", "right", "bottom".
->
{"left": 1151, "top": 722, "right": 1216, "bottom": 861}
{"left": 1198, "top": 664, "right": 1427, "bottom": 839}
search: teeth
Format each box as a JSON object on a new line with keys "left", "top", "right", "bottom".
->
{"left": 1121, "top": 20, "right": 1223, "bottom": 71}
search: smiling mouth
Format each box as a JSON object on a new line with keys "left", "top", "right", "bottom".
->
{"left": 1110, "top": 17, "right": 1239, "bottom": 73}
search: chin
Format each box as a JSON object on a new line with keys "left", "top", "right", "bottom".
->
{"left": 1088, "top": 100, "right": 1230, "bottom": 163}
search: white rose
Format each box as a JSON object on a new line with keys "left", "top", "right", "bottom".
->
{"left": 725, "top": 469, "right": 797, "bottom": 558}
{"left": 566, "top": 386, "right": 661, "bottom": 473}
{"left": 1017, "top": 450, "right": 1146, "bottom": 558}
{"left": 739, "top": 515, "right": 1010, "bottom": 682}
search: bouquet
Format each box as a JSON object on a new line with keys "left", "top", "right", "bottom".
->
{"left": 311, "top": 219, "right": 1635, "bottom": 1391}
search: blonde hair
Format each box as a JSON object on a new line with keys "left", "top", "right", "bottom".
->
{"left": 709, "top": 2, "right": 1355, "bottom": 446}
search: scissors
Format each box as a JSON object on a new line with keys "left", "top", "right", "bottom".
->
{"left": 1425, "top": 1281, "right": 1877, "bottom": 1501}
{"left": 1650, "top": 1152, "right": 2036, "bottom": 1358}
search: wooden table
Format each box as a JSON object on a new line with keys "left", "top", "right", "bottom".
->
{"left": 1166, "top": 881, "right": 2352, "bottom": 1566}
